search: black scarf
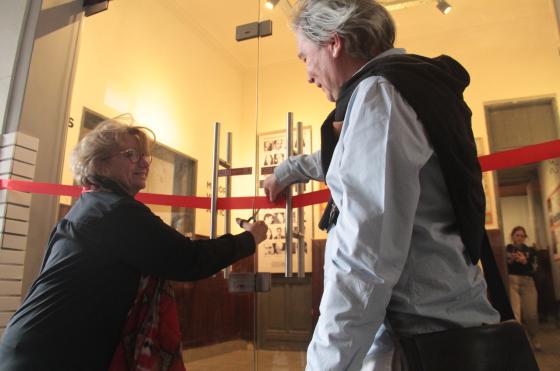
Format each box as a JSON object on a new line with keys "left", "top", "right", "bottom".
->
{"left": 320, "top": 53, "right": 485, "bottom": 265}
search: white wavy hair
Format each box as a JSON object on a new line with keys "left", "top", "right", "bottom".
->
{"left": 292, "top": 0, "right": 395, "bottom": 59}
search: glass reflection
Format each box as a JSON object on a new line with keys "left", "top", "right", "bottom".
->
{"left": 61, "top": 0, "right": 262, "bottom": 370}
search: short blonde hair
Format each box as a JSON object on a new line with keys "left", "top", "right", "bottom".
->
{"left": 71, "top": 114, "right": 155, "bottom": 186}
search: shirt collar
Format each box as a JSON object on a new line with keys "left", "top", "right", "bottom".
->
{"left": 353, "top": 48, "right": 407, "bottom": 76}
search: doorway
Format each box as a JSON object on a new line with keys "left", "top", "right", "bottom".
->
{"left": 486, "top": 97, "right": 560, "bottom": 323}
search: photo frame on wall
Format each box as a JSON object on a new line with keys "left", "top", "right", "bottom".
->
{"left": 257, "top": 127, "right": 313, "bottom": 273}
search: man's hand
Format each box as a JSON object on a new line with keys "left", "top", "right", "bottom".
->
{"left": 263, "top": 174, "right": 286, "bottom": 202}
{"left": 241, "top": 220, "right": 268, "bottom": 245}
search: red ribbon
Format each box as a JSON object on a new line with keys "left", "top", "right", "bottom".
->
{"left": 478, "top": 139, "right": 560, "bottom": 172}
{"left": 2, "top": 139, "right": 559, "bottom": 209}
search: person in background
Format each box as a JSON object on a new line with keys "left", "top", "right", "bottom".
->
{"left": 506, "top": 225, "right": 541, "bottom": 350}
{"left": 0, "top": 116, "right": 267, "bottom": 371}
{"left": 264, "top": 0, "right": 500, "bottom": 369}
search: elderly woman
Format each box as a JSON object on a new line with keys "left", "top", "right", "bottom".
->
{"left": 0, "top": 117, "right": 267, "bottom": 370}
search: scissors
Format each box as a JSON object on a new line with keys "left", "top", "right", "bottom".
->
{"left": 236, "top": 208, "right": 260, "bottom": 228}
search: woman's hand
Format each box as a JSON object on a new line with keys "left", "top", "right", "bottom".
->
{"left": 263, "top": 174, "right": 286, "bottom": 202}
{"left": 513, "top": 251, "right": 528, "bottom": 264}
{"left": 242, "top": 220, "right": 268, "bottom": 245}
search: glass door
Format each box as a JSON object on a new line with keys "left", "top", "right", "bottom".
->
{"left": 13, "top": 0, "right": 560, "bottom": 370}
{"left": 59, "top": 0, "right": 262, "bottom": 369}
{"left": 253, "top": 1, "right": 329, "bottom": 369}
{"left": 252, "top": 1, "right": 560, "bottom": 370}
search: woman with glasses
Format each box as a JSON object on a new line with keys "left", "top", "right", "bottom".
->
{"left": 506, "top": 225, "right": 541, "bottom": 351}
{"left": 0, "top": 116, "right": 268, "bottom": 371}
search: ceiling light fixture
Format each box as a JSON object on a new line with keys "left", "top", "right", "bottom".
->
{"left": 265, "top": 0, "right": 280, "bottom": 10}
{"left": 436, "top": 0, "right": 452, "bottom": 15}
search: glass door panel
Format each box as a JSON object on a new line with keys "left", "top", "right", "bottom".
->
{"left": 253, "top": 1, "right": 560, "bottom": 370}
{"left": 255, "top": 1, "right": 328, "bottom": 369}
{"left": 14, "top": 0, "right": 560, "bottom": 370}
{"left": 61, "top": 0, "right": 262, "bottom": 369}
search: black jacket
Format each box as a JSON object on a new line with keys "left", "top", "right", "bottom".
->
{"left": 0, "top": 188, "right": 254, "bottom": 371}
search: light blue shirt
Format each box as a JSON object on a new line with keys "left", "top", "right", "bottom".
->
{"left": 274, "top": 49, "right": 499, "bottom": 371}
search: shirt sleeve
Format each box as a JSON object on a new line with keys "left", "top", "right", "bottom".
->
{"left": 104, "top": 200, "right": 256, "bottom": 281}
{"left": 274, "top": 150, "right": 324, "bottom": 188}
{"left": 306, "top": 77, "right": 432, "bottom": 370}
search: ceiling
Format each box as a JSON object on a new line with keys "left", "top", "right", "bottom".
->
{"left": 497, "top": 164, "right": 539, "bottom": 187}
{"left": 164, "top": 0, "right": 553, "bottom": 70}
{"left": 164, "top": 0, "right": 459, "bottom": 69}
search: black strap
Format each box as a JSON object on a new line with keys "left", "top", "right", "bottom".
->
{"left": 480, "top": 232, "right": 515, "bottom": 321}
{"left": 318, "top": 199, "right": 338, "bottom": 231}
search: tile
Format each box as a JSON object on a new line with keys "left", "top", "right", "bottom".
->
{"left": 0, "top": 296, "right": 21, "bottom": 311}
{"left": 0, "top": 280, "right": 22, "bottom": 296}
{"left": 0, "top": 264, "right": 23, "bottom": 280}
{"left": 0, "top": 249, "right": 24, "bottom": 265}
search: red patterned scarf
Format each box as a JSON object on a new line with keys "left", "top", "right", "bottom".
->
{"left": 109, "top": 276, "right": 186, "bottom": 371}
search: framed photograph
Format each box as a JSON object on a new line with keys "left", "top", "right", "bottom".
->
{"left": 257, "top": 127, "right": 313, "bottom": 273}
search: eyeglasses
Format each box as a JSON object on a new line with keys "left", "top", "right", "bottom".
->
{"left": 117, "top": 148, "right": 152, "bottom": 164}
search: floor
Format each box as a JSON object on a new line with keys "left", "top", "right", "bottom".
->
{"left": 184, "top": 322, "right": 560, "bottom": 371}
{"left": 535, "top": 322, "right": 560, "bottom": 371}
{"left": 186, "top": 349, "right": 305, "bottom": 371}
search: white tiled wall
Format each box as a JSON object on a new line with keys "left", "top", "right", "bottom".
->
{"left": 0, "top": 131, "right": 38, "bottom": 337}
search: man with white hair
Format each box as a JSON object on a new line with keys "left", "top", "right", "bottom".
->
{"left": 263, "top": 1, "right": 504, "bottom": 369}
